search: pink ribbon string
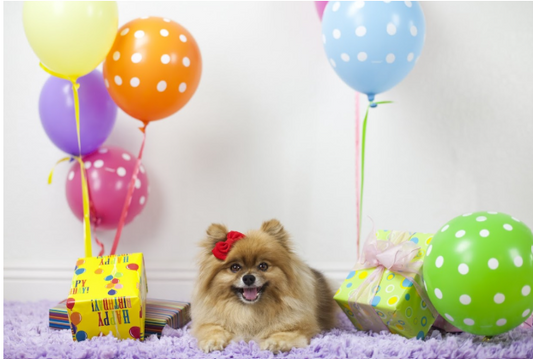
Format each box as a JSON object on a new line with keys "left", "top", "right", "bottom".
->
{"left": 94, "top": 234, "right": 105, "bottom": 257}
{"left": 355, "top": 92, "right": 361, "bottom": 258}
{"left": 110, "top": 124, "right": 148, "bottom": 255}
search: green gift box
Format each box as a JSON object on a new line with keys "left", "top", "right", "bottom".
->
{"left": 334, "top": 230, "right": 437, "bottom": 339}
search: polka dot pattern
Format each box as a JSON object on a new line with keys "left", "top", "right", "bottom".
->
{"left": 131, "top": 53, "right": 142, "bottom": 63}
{"left": 464, "top": 318, "right": 475, "bottom": 326}
{"left": 322, "top": 0, "right": 426, "bottom": 96}
{"left": 494, "top": 293, "right": 505, "bottom": 304}
{"left": 488, "top": 258, "right": 499, "bottom": 269}
{"left": 460, "top": 294, "right": 471, "bottom": 305}
{"left": 335, "top": 230, "right": 436, "bottom": 338}
{"left": 66, "top": 146, "right": 149, "bottom": 230}
{"left": 103, "top": 16, "right": 202, "bottom": 122}
{"left": 496, "top": 318, "right": 506, "bottom": 326}
{"left": 157, "top": 81, "right": 167, "bottom": 92}
{"left": 434, "top": 288, "right": 442, "bottom": 299}
{"left": 130, "top": 77, "right": 140, "bottom": 87}
{"left": 387, "top": 23, "right": 397, "bottom": 35}
{"left": 458, "top": 263, "right": 469, "bottom": 275}
{"left": 423, "top": 211, "right": 533, "bottom": 336}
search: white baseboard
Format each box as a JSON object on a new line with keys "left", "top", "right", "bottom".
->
{"left": 4, "top": 260, "right": 354, "bottom": 302}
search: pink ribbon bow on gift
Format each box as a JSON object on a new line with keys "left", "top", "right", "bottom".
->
{"left": 348, "top": 230, "right": 438, "bottom": 333}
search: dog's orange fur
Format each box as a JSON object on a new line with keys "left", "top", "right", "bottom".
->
{"left": 191, "top": 219, "right": 337, "bottom": 353}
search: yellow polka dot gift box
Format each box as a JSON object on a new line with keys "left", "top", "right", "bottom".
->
{"left": 334, "top": 230, "right": 437, "bottom": 339}
{"left": 66, "top": 253, "right": 147, "bottom": 342}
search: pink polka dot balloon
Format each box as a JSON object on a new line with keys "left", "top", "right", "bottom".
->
{"left": 66, "top": 146, "right": 149, "bottom": 230}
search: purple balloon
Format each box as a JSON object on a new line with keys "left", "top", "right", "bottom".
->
{"left": 39, "top": 69, "right": 117, "bottom": 156}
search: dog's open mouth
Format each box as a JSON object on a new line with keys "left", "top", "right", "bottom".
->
{"left": 233, "top": 284, "right": 267, "bottom": 303}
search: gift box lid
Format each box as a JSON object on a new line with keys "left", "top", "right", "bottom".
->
{"left": 70, "top": 253, "right": 146, "bottom": 299}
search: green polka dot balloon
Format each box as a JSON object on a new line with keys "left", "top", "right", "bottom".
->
{"left": 423, "top": 211, "right": 533, "bottom": 336}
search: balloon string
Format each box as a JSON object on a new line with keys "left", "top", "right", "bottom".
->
{"left": 94, "top": 231, "right": 105, "bottom": 257}
{"left": 41, "top": 61, "right": 92, "bottom": 257}
{"left": 110, "top": 123, "right": 149, "bottom": 255}
{"left": 48, "top": 156, "right": 93, "bottom": 258}
{"left": 358, "top": 100, "right": 393, "bottom": 258}
{"left": 355, "top": 93, "right": 361, "bottom": 258}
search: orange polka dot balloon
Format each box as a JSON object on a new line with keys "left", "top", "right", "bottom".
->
{"left": 103, "top": 17, "right": 202, "bottom": 123}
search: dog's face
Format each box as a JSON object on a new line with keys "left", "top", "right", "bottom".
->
{"left": 198, "top": 220, "right": 296, "bottom": 306}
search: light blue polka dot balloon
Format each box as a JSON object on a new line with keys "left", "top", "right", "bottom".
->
{"left": 322, "top": 1, "right": 426, "bottom": 100}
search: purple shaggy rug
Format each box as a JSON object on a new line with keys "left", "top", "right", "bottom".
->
{"left": 4, "top": 301, "right": 533, "bottom": 359}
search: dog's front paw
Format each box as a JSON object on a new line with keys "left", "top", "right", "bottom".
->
{"left": 198, "top": 337, "right": 230, "bottom": 353}
{"left": 195, "top": 325, "right": 233, "bottom": 353}
{"left": 260, "top": 332, "right": 308, "bottom": 353}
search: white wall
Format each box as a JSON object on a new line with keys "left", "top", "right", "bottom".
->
{"left": 4, "top": 2, "right": 533, "bottom": 302}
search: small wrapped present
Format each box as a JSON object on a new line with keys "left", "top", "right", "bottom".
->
{"left": 521, "top": 314, "right": 533, "bottom": 329}
{"left": 66, "top": 253, "right": 147, "bottom": 341}
{"left": 50, "top": 298, "right": 190, "bottom": 337}
{"left": 334, "top": 230, "right": 437, "bottom": 339}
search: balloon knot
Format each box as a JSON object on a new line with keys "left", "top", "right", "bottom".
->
{"left": 370, "top": 102, "right": 377, "bottom": 108}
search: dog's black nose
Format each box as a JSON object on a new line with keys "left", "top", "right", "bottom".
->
{"left": 243, "top": 274, "right": 255, "bottom": 286}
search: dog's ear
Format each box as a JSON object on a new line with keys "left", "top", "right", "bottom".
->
{"left": 261, "top": 219, "right": 291, "bottom": 249}
{"left": 201, "top": 223, "right": 228, "bottom": 250}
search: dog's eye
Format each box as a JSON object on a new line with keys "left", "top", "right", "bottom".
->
{"left": 230, "top": 264, "right": 241, "bottom": 273}
{"left": 258, "top": 262, "right": 269, "bottom": 271}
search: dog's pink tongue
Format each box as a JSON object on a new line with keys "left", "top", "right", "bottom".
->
{"left": 243, "top": 287, "right": 258, "bottom": 300}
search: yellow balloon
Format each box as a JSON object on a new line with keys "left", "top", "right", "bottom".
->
{"left": 23, "top": 1, "right": 118, "bottom": 79}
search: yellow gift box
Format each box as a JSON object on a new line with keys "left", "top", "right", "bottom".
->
{"left": 66, "top": 253, "right": 147, "bottom": 341}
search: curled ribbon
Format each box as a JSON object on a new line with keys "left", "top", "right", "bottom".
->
{"left": 48, "top": 156, "right": 92, "bottom": 258}
{"left": 41, "top": 62, "right": 93, "bottom": 258}
{"left": 110, "top": 123, "right": 149, "bottom": 256}
{"left": 348, "top": 229, "right": 438, "bottom": 333}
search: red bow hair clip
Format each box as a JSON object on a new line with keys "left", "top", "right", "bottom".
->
{"left": 212, "top": 231, "right": 245, "bottom": 260}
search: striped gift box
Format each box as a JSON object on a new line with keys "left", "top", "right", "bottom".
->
{"left": 50, "top": 298, "right": 190, "bottom": 337}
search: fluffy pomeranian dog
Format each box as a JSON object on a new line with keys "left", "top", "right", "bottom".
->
{"left": 191, "top": 219, "right": 337, "bottom": 353}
